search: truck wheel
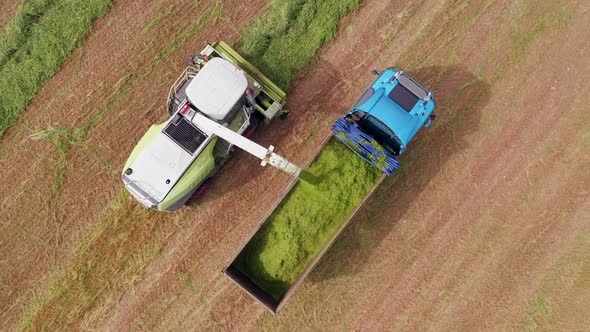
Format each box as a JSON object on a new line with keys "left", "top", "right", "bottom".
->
{"left": 424, "top": 112, "right": 436, "bottom": 128}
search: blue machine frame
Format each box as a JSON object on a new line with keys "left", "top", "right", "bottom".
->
{"left": 333, "top": 68, "right": 436, "bottom": 175}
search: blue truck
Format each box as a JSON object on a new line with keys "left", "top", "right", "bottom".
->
{"left": 224, "top": 68, "right": 436, "bottom": 313}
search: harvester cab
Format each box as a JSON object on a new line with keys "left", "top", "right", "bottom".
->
{"left": 122, "top": 42, "right": 301, "bottom": 212}
{"left": 333, "top": 68, "right": 436, "bottom": 175}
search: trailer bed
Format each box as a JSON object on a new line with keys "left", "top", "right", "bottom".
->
{"left": 223, "top": 134, "right": 386, "bottom": 313}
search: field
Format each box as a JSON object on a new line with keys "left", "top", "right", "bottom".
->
{"left": 0, "top": 0, "right": 589, "bottom": 330}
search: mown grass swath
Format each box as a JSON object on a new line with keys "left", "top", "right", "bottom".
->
{"left": 0, "top": 0, "right": 113, "bottom": 137}
{"left": 0, "top": 0, "right": 55, "bottom": 68}
{"left": 19, "top": 191, "right": 179, "bottom": 330}
{"left": 240, "top": 0, "right": 361, "bottom": 90}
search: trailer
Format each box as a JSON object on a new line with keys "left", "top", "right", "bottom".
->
{"left": 223, "top": 68, "right": 436, "bottom": 313}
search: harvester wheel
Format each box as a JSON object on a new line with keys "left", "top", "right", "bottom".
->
{"left": 185, "top": 179, "right": 211, "bottom": 205}
{"left": 279, "top": 110, "right": 290, "bottom": 120}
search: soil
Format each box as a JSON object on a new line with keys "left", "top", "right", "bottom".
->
{"left": 0, "top": 0, "right": 589, "bottom": 330}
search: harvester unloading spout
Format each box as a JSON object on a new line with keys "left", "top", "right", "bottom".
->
{"left": 193, "top": 113, "right": 302, "bottom": 177}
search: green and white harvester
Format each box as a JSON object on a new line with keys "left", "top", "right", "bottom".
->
{"left": 122, "top": 42, "right": 301, "bottom": 211}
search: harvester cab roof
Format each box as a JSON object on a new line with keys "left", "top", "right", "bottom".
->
{"left": 186, "top": 57, "right": 248, "bottom": 122}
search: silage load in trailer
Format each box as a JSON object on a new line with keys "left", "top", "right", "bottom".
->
{"left": 233, "top": 139, "right": 381, "bottom": 300}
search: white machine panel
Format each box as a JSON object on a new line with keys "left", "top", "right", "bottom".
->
{"left": 186, "top": 57, "right": 248, "bottom": 121}
{"left": 127, "top": 134, "right": 194, "bottom": 202}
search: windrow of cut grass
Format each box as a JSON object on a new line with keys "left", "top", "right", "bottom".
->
{"left": 20, "top": 191, "right": 180, "bottom": 331}
{"left": 0, "top": 0, "right": 56, "bottom": 68}
{"left": 239, "top": 0, "right": 361, "bottom": 90}
{"left": 0, "top": 0, "right": 113, "bottom": 137}
{"left": 234, "top": 139, "right": 381, "bottom": 300}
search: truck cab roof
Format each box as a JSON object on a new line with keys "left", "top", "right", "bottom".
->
{"left": 352, "top": 69, "right": 435, "bottom": 149}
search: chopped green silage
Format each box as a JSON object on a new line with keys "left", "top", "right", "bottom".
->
{"left": 234, "top": 139, "right": 381, "bottom": 300}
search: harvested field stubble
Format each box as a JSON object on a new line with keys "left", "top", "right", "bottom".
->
{"left": 234, "top": 139, "right": 381, "bottom": 299}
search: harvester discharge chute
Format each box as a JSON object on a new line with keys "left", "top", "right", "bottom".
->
{"left": 332, "top": 117, "right": 399, "bottom": 175}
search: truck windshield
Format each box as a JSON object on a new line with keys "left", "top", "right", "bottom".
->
{"left": 357, "top": 114, "right": 403, "bottom": 155}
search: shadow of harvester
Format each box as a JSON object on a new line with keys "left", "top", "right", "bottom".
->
{"left": 308, "top": 65, "right": 491, "bottom": 283}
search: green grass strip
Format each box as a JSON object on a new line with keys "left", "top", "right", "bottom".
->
{"left": 0, "top": 0, "right": 113, "bottom": 137}
{"left": 234, "top": 139, "right": 380, "bottom": 299}
{"left": 239, "top": 0, "right": 361, "bottom": 91}
{"left": 0, "top": 0, "right": 56, "bottom": 69}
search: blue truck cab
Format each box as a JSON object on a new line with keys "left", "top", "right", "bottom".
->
{"left": 333, "top": 68, "right": 436, "bottom": 175}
